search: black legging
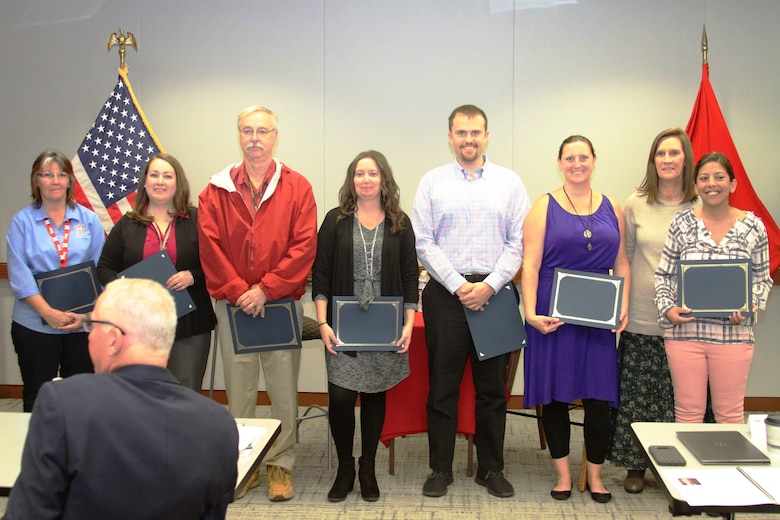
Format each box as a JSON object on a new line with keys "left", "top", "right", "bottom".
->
{"left": 328, "top": 381, "right": 386, "bottom": 464}
{"left": 542, "top": 399, "right": 611, "bottom": 463}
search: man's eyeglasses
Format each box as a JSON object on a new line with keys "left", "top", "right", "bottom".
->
{"left": 240, "top": 127, "right": 277, "bottom": 138}
{"left": 83, "top": 313, "right": 126, "bottom": 335}
{"left": 36, "top": 171, "right": 70, "bottom": 181}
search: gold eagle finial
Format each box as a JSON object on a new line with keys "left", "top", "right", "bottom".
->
{"left": 107, "top": 29, "right": 138, "bottom": 71}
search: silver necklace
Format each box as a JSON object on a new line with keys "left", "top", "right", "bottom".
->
{"left": 357, "top": 215, "right": 379, "bottom": 279}
{"left": 562, "top": 186, "right": 593, "bottom": 251}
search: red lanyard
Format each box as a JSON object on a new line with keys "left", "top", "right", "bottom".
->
{"left": 43, "top": 218, "right": 70, "bottom": 268}
{"left": 151, "top": 218, "right": 174, "bottom": 251}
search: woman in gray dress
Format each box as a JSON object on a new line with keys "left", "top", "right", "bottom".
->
{"left": 312, "top": 150, "right": 418, "bottom": 502}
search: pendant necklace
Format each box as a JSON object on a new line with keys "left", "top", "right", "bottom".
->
{"left": 358, "top": 218, "right": 379, "bottom": 279}
{"left": 357, "top": 211, "right": 380, "bottom": 309}
{"left": 562, "top": 186, "right": 593, "bottom": 251}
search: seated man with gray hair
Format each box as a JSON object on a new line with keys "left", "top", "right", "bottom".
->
{"left": 3, "top": 278, "right": 238, "bottom": 520}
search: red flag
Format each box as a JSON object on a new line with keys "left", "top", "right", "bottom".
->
{"left": 72, "top": 67, "right": 165, "bottom": 233}
{"left": 686, "top": 63, "right": 780, "bottom": 278}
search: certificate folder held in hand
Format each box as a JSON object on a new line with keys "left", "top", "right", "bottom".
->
{"left": 35, "top": 261, "right": 101, "bottom": 321}
{"left": 464, "top": 283, "right": 526, "bottom": 361}
{"left": 117, "top": 252, "right": 196, "bottom": 319}
{"left": 549, "top": 268, "right": 624, "bottom": 329}
{"left": 227, "top": 299, "right": 302, "bottom": 354}
{"left": 332, "top": 296, "right": 403, "bottom": 351}
{"left": 677, "top": 259, "right": 752, "bottom": 317}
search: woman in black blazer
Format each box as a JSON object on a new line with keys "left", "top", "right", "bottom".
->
{"left": 97, "top": 153, "right": 215, "bottom": 391}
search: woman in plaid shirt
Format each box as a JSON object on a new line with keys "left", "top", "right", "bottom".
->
{"left": 654, "top": 151, "right": 772, "bottom": 424}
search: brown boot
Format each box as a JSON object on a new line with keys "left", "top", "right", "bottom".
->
{"left": 624, "top": 469, "right": 645, "bottom": 493}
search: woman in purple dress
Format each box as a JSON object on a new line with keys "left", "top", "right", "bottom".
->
{"left": 521, "top": 135, "right": 630, "bottom": 503}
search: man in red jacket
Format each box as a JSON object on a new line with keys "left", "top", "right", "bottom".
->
{"left": 198, "top": 105, "right": 317, "bottom": 502}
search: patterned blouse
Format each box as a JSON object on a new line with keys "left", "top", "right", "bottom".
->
{"left": 654, "top": 208, "right": 771, "bottom": 344}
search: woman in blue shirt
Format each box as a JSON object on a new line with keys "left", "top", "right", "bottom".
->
{"left": 6, "top": 149, "right": 105, "bottom": 411}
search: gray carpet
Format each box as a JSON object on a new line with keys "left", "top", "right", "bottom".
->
{"left": 0, "top": 399, "right": 774, "bottom": 519}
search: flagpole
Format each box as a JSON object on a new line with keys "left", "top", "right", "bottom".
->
{"left": 701, "top": 25, "right": 708, "bottom": 65}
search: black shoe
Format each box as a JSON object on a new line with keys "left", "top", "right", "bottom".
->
{"left": 358, "top": 458, "right": 379, "bottom": 502}
{"left": 551, "top": 488, "right": 572, "bottom": 500}
{"left": 327, "top": 460, "right": 355, "bottom": 502}
{"left": 587, "top": 483, "right": 612, "bottom": 504}
{"left": 422, "top": 470, "right": 453, "bottom": 497}
{"left": 550, "top": 478, "right": 572, "bottom": 500}
{"left": 475, "top": 470, "right": 514, "bottom": 498}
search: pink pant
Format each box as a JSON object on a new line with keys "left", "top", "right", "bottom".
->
{"left": 665, "top": 340, "right": 754, "bottom": 424}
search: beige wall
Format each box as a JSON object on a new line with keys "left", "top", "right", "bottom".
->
{"left": 1, "top": 0, "right": 778, "bottom": 396}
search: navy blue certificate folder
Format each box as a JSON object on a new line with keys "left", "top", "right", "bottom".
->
{"left": 226, "top": 299, "right": 302, "bottom": 354}
{"left": 464, "top": 283, "right": 526, "bottom": 361}
{"left": 117, "top": 252, "right": 196, "bottom": 319}
{"left": 332, "top": 296, "right": 403, "bottom": 351}
{"left": 548, "top": 269, "right": 624, "bottom": 329}
{"left": 677, "top": 259, "right": 752, "bottom": 317}
{"left": 35, "top": 261, "right": 101, "bottom": 321}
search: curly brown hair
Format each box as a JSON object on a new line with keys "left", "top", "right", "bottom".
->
{"left": 337, "top": 150, "right": 405, "bottom": 234}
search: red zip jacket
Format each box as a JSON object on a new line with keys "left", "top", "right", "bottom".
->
{"left": 197, "top": 159, "right": 317, "bottom": 304}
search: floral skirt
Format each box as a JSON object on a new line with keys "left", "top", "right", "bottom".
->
{"left": 610, "top": 331, "right": 675, "bottom": 469}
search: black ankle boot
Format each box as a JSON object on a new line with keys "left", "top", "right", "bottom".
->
{"left": 328, "top": 459, "right": 355, "bottom": 502}
{"left": 358, "top": 458, "right": 379, "bottom": 502}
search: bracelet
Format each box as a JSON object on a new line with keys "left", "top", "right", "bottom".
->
{"left": 318, "top": 322, "right": 328, "bottom": 327}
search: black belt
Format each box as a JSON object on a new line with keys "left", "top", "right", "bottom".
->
{"left": 462, "top": 273, "right": 488, "bottom": 283}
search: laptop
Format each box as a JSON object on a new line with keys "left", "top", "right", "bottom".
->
{"left": 676, "top": 431, "right": 770, "bottom": 465}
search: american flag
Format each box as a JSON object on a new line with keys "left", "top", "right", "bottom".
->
{"left": 72, "top": 67, "right": 164, "bottom": 232}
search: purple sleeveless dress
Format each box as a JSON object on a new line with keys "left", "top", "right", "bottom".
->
{"left": 523, "top": 194, "right": 620, "bottom": 408}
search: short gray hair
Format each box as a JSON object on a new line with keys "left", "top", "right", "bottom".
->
{"left": 99, "top": 278, "right": 177, "bottom": 353}
{"left": 237, "top": 105, "right": 278, "bottom": 129}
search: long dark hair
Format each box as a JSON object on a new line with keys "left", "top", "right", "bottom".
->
{"left": 337, "top": 150, "right": 405, "bottom": 234}
{"left": 129, "top": 153, "right": 193, "bottom": 223}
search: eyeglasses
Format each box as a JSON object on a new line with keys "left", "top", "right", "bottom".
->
{"left": 37, "top": 171, "right": 70, "bottom": 180}
{"left": 240, "top": 127, "right": 277, "bottom": 138}
{"left": 83, "top": 313, "right": 126, "bottom": 335}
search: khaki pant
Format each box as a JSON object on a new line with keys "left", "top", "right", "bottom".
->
{"left": 216, "top": 299, "right": 302, "bottom": 470}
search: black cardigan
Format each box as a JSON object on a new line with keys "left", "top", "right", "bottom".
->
{"left": 96, "top": 209, "right": 216, "bottom": 339}
{"left": 311, "top": 208, "right": 419, "bottom": 324}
